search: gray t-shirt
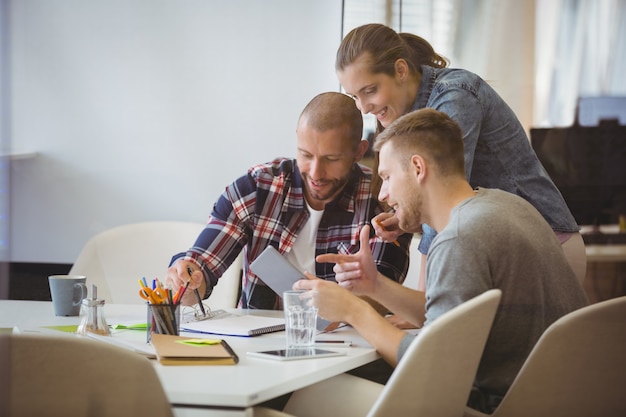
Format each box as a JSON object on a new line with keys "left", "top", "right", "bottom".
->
{"left": 398, "top": 188, "right": 588, "bottom": 409}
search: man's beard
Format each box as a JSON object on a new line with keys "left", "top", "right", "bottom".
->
{"left": 304, "top": 175, "right": 349, "bottom": 203}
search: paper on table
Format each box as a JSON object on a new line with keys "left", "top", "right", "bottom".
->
{"left": 86, "top": 332, "right": 157, "bottom": 358}
{"left": 181, "top": 313, "right": 285, "bottom": 337}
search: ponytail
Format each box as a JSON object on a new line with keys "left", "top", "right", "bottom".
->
{"left": 400, "top": 33, "right": 448, "bottom": 69}
{"left": 336, "top": 24, "right": 448, "bottom": 77}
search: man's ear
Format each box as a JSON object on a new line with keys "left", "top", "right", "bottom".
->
{"left": 354, "top": 139, "right": 370, "bottom": 162}
{"left": 410, "top": 154, "right": 427, "bottom": 182}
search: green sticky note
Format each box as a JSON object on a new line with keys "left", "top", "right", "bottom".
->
{"left": 112, "top": 323, "right": 148, "bottom": 330}
{"left": 41, "top": 325, "right": 79, "bottom": 333}
{"left": 176, "top": 338, "right": 222, "bottom": 346}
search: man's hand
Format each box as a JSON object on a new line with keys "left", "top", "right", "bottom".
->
{"left": 293, "top": 272, "right": 366, "bottom": 325}
{"left": 165, "top": 260, "right": 206, "bottom": 306}
{"left": 316, "top": 225, "right": 380, "bottom": 296}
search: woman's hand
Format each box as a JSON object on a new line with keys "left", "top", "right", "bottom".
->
{"left": 371, "top": 212, "right": 405, "bottom": 243}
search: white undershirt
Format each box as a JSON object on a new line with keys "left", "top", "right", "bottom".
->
{"left": 286, "top": 203, "right": 324, "bottom": 274}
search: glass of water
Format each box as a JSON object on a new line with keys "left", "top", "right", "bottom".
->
{"left": 283, "top": 289, "right": 318, "bottom": 348}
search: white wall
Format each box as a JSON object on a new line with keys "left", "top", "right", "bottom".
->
{"left": 1, "top": 0, "right": 9, "bottom": 297}
{"left": 8, "top": 0, "right": 342, "bottom": 263}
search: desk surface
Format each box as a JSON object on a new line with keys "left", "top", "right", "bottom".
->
{"left": 585, "top": 245, "right": 626, "bottom": 262}
{"left": 0, "top": 300, "right": 379, "bottom": 414}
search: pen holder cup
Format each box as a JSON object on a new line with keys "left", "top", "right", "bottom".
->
{"left": 147, "top": 303, "right": 181, "bottom": 343}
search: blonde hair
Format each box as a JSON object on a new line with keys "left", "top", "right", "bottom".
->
{"left": 374, "top": 109, "right": 465, "bottom": 177}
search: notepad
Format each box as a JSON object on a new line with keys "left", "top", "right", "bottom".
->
{"left": 181, "top": 313, "right": 285, "bottom": 337}
{"left": 150, "top": 334, "right": 239, "bottom": 365}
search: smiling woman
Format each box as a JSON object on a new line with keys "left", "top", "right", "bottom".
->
{"left": 334, "top": 22, "right": 586, "bottom": 285}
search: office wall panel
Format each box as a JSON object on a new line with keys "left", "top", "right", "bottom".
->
{"left": 9, "top": 0, "right": 342, "bottom": 263}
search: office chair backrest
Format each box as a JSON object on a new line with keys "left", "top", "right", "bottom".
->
{"left": 272, "top": 289, "right": 502, "bottom": 417}
{"left": 0, "top": 333, "right": 173, "bottom": 417}
{"left": 464, "top": 295, "right": 626, "bottom": 417}
{"left": 69, "top": 221, "right": 242, "bottom": 309}
{"left": 366, "top": 289, "right": 502, "bottom": 417}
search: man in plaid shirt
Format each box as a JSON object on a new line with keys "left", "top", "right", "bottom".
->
{"left": 167, "top": 92, "right": 411, "bottom": 310}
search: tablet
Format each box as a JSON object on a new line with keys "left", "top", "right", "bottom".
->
{"left": 246, "top": 348, "right": 346, "bottom": 361}
{"left": 249, "top": 246, "right": 305, "bottom": 298}
{"left": 249, "top": 246, "right": 333, "bottom": 331}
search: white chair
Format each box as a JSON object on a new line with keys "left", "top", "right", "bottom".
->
{"left": 254, "top": 289, "right": 502, "bottom": 417}
{"left": 69, "top": 221, "right": 242, "bottom": 309}
{"left": 463, "top": 295, "right": 626, "bottom": 417}
{"left": 402, "top": 233, "right": 423, "bottom": 290}
{"left": 0, "top": 333, "right": 173, "bottom": 417}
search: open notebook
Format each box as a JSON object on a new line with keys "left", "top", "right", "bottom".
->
{"left": 181, "top": 312, "right": 285, "bottom": 337}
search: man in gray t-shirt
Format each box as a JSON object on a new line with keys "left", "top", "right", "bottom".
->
{"left": 421, "top": 187, "right": 588, "bottom": 411}
{"left": 295, "top": 108, "right": 588, "bottom": 413}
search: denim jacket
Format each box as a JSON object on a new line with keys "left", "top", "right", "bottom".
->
{"left": 415, "top": 65, "right": 579, "bottom": 254}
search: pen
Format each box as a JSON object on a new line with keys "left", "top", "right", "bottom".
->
{"left": 315, "top": 340, "right": 352, "bottom": 347}
{"left": 187, "top": 266, "right": 207, "bottom": 317}
{"left": 173, "top": 283, "right": 186, "bottom": 304}
{"left": 375, "top": 218, "right": 401, "bottom": 247}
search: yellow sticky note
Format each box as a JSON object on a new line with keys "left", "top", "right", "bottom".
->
{"left": 176, "top": 338, "right": 222, "bottom": 346}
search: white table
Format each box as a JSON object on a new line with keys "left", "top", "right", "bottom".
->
{"left": 0, "top": 300, "right": 379, "bottom": 416}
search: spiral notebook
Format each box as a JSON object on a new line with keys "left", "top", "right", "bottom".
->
{"left": 181, "top": 312, "right": 285, "bottom": 337}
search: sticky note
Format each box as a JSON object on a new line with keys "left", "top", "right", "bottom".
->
{"left": 175, "top": 338, "right": 222, "bottom": 346}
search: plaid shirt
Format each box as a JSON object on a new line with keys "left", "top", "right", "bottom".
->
{"left": 172, "top": 157, "right": 411, "bottom": 309}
